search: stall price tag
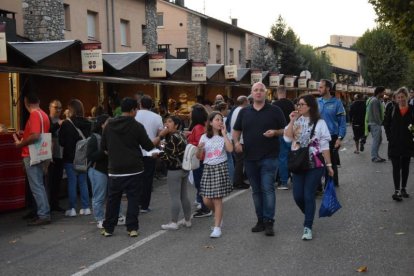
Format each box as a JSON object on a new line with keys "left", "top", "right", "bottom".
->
{"left": 224, "top": 65, "right": 238, "bottom": 80}
{"left": 0, "top": 23, "right": 7, "bottom": 64}
{"left": 192, "top": 62, "right": 206, "bottom": 81}
{"left": 251, "top": 70, "right": 262, "bottom": 85}
{"left": 149, "top": 53, "right": 166, "bottom": 78}
{"left": 81, "top": 43, "right": 103, "bottom": 73}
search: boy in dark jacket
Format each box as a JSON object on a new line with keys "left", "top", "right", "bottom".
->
{"left": 101, "top": 98, "right": 157, "bottom": 237}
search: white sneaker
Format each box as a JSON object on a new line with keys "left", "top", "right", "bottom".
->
{"left": 97, "top": 220, "right": 103, "bottom": 229}
{"left": 302, "top": 227, "right": 313, "bottom": 240}
{"left": 117, "top": 215, "right": 126, "bottom": 225}
{"left": 196, "top": 203, "right": 202, "bottom": 210}
{"left": 183, "top": 220, "right": 192, "bottom": 228}
{"left": 161, "top": 222, "right": 179, "bottom": 230}
{"left": 210, "top": 227, "right": 222, "bottom": 238}
{"left": 79, "top": 208, "right": 91, "bottom": 216}
{"left": 65, "top": 208, "right": 77, "bottom": 217}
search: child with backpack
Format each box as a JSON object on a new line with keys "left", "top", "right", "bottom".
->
{"left": 196, "top": 111, "right": 233, "bottom": 238}
{"left": 159, "top": 116, "right": 192, "bottom": 230}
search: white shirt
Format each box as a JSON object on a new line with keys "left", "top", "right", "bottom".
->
{"left": 135, "top": 109, "right": 163, "bottom": 156}
{"left": 230, "top": 106, "right": 244, "bottom": 144}
{"left": 199, "top": 134, "right": 227, "bottom": 165}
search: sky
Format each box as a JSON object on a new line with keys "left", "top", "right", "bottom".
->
{"left": 185, "top": 0, "right": 378, "bottom": 47}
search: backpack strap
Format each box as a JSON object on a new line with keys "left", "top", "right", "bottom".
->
{"left": 67, "top": 118, "right": 86, "bottom": 140}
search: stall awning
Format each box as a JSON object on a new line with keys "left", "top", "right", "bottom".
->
{"left": 166, "top": 59, "right": 188, "bottom": 76}
{"left": 103, "top": 52, "right": 147, "bottom": 71}
{"left": 8, "top": 40, "right": 81, "bottom": 64}
{"left": 236, "top": 68, "right": 250, "bottom": 82}
{"left": 206, "top": 64, "right": 223, "bottom": 79}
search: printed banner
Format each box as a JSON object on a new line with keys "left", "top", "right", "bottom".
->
{"left": 298, "top": 77, "right": 307, "bottom": 88}
{"left": 250, "top": 70, "right": 262, "bottom": 85}
{"left": 285, "top": 76, "right": 295, "bottom": 88}
{"left": 0, "top": 23, "right": 7, "bottom": 64}
{"left": 224, "top": 65, "right": 237, "bottom": 80}
{"left": 81, "top": 43, "right": 103, "bottom": 73}
{"left": 269, "top": 73, "right": 280, "bottom": 87}
{"left": 308, "top": 80, "right": 317, "bottom": 90}
{"left": 149, "top": 53, "right": 166, "bottom": 78}
{"left": 191, "top": 62, "right": 206, "bottom": 82}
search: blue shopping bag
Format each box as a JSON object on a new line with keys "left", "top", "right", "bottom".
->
{"left": 319, "top": 177, "right": 342, "bottom": 217}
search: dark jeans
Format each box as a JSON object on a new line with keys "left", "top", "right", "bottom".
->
{"left": 326, "top": 136, "right": 339, "bottom": 186}
{"left": 47, "top": 158, "right": 64, "bottom": 208}
{"left": 390, "top": 156, "right": 410, "bottom": 191}
{"left": 103, "top": 173, "right": 142, "bottom": 233}
{"left": 292, "top": 167, "right": 325, "bottom": 229}
{"left": 140, "top": 157, "right": 156, "bottom": 209}
{"left": 233, "top": 151, "right": 245, "bottom": 186}
{"left": 192, "top": 162, "right": 208, "bottom": 210}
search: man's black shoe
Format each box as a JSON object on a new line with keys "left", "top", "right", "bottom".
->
{"left": 193, "top": 209, "right": 212, "bottom": 218}
{"left": 27, "top": 218, "right": 51, "bottom": 226}
{"left": 264, "top": 221, "right": 275, "bottom": 236}
{"left": 360, "top": 143, "right": 365, "bottom": 152}
{"left": 233, "top": 182, "right": 250, "bottom": 189}
{"left": 372, "top": 157, "right": 386, "bottom": 163}
{"left": 401, "top": 189, "right": 410, "bottom": 198}
{"left": 251, "top": 220, "right": 265, "bottom": 232}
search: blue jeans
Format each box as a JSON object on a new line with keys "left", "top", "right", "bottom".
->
{"left": 64, "top": 163, "right": 90, "bottom": 209}
{"left": 193, "top": 162, "right": 207, "bottom": 210}
{"left": 370, "top": 124, "right": 382, "bottom": 159}
{"left": 278, "top": 137, "right": 291, "bottom": 185}
{"left": 244, "top": 157, "right": 278, "bottom": 222}
{"left": 292, "top": 167, "right": 325, "bottom": 229}
{"left": 88, "top": 167, "right": 108, "bottom": 221}
{"left": 23, "top": 157, "right": 50, "bottom": 219}
{"left": 227, "top": 151, "right": 235, "bottom": 184}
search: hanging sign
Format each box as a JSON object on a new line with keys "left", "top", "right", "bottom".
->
{"left": 149, "top": 53, "right": 166, "bottom": 78}
{"left": 81, "top": 43, "right": 103, "bottom": 73}
{"left": 308, "top": 80, "right": 317, "bottom": 90}
{"left": 285, "top": 76, "right": 295, "bottom": 88}
{"left": 224, "top": 65, "right": 237, "bottom": 80}
{"left": 191, "top": 62, "right": 206, "bottom": 82}
{"left": 250, "top": 70, "right": 262, "bottom": 85}
{"left": 0, "top": 23, "right": 7, "bottom": 64}
{"left": 269, "top": 73, "right": 281, "bottom": 87}
{"left": 336, "top": 83, "right": 343, "bottom": 91}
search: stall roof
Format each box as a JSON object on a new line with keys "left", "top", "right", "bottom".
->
{"left": 166, "top": 59, "right": 188, "bottom": 75}
{"left": 236, "top": 68, "right": 250, "bottom": 82}
{"left": 103, "top": 52, "right": 147, "bottom": 71}
{"left": 206, "top": 64, "right": 223, "bottom": 79}
{"left": 8, "top": 40, "right": 81, "bottom": 64}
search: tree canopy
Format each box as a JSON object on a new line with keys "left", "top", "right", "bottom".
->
{"left": 369, "top": 0, "right": 414, "bottom": 50}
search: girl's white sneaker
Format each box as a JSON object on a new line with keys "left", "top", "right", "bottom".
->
{"left": 161, "top": 222, "right": 179, "bottom": 230}
{"left": 210, "top": 227, "right": 221, "bottom": 238}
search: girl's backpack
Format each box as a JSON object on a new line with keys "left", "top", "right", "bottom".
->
{"left": 182, "top": 144, "right": 200, "bottom": 171}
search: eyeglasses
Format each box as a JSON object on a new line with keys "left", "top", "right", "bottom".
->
{"left": 296, "top": 103, "right": 307, "bottom": 107}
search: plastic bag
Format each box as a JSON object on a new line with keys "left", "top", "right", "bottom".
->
{"left": 319, "top": 177, "right": 342, "bottom": 217}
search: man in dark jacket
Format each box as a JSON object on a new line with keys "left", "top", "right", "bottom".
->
{"left": 349, "top": 94, "right": 367, "bottom": 154}
{"left": 101, "top": 98, "right": 156, "bottom": 237}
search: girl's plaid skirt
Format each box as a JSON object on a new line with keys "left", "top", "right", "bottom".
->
{"left": 200, "top": 161, "right": 233, "bottom": 198}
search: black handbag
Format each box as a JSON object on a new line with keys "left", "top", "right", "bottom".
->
{"left": 288, "top": 122, "right": 317, "bottom": 174}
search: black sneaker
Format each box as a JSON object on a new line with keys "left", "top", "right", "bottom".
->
{"left": 392, "top": 191, "right": 403, "bottom": 201}
{"left": 401, "top": 189, "right": 410, "bottom": 198}
{"left": 360, "top": 143, "right": 364, "bottom": 152}
{"left": 233, "top": 182, "right": 250, "bottom": 189}
{"left": 193, "top": 209, "right": 212, "bottom": 218}
{"left": 264, "top": 220, "right": 275, "bottom": 236}
{"left": 251, "top": 220, "right": 265, "bottom": 232}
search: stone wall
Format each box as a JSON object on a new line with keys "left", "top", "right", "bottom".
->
{"left": 22, "top": 0, "right": 64, "bottom": 41}
{"left": 187, "top": 14, "right": 207, "bottom": 62}
{"left": 239, "top": 35, "right": 246, "bottom": 67}
{"left": 144, "top": 0, "right": 157, "bottom": 53}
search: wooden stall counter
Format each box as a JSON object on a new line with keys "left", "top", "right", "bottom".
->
{"left": 0, "top": 132, "right": 26, "bottom": 212}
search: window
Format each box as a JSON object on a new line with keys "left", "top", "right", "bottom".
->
{"left": 63, "top": 4, "right": 71, "bottom": 30}
{"left": 229, "top": 48, "right": 234, "bottom": 65}
{"left": 141, "top": 25, "right": 146, "bottom": 45}
{"left": 216, "top": 45, "right": 221, "bottom": 63}
{"left": 120, "top": 19, "right": 130, "bottom": 46}
{"left": 207, "top": 42, "right": 210, "bottom": 59}
{"left": 157, "top": 13, "right": 164, "bottom": 28}
{"left": 87, "top": 11, "right": 98, "bottom": 40}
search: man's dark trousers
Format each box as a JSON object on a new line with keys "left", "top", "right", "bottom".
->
{"left": 140, "top": 157, "right": 156, "bottom": 210}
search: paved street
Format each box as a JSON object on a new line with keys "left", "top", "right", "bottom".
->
{"left": 1, "top": 127, "right": 413, "bottom": 276}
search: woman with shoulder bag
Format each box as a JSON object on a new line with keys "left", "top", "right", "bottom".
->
{"left": 284, "top": 95, "right": 334, "bottom": 240}
{"left": 383, "top": 87, "right": 414, "bottom": 201}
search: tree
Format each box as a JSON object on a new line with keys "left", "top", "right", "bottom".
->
{"left": 251, "top": 38, "right": 278, "bottom": 71}
{"left": 354, "top": 27, "right": 409, "bottom": 88}
{"left": 298, "top": 45, "right": 332, "bottom": 80}
{"left": 369, "top": 0, "right": 414, "bottom": 50}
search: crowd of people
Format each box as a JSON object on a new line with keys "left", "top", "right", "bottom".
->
{"left": 14, "top": 80, "right": 413, "bottom": 240}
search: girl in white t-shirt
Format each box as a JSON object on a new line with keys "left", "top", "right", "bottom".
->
{"left": 196, "top": 111, "right": 233, "bottom": 238}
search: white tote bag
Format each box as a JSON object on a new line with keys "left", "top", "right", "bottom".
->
{"left": 29, "top": 111, "right": 52, "bottom": 166}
